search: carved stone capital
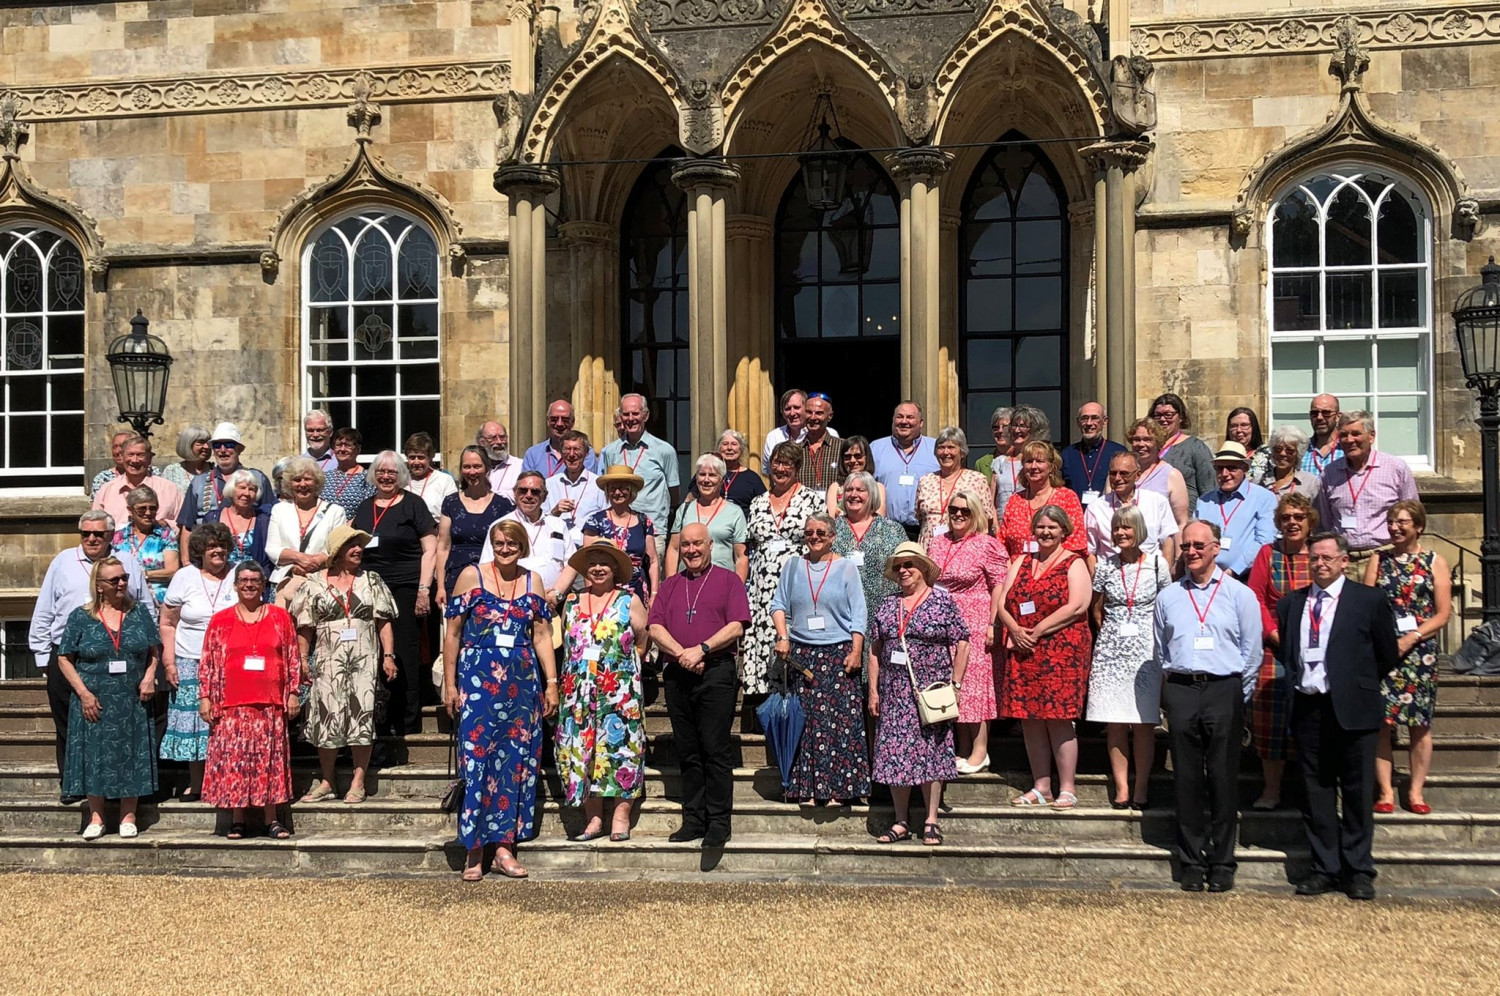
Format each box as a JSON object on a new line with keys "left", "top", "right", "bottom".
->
{"left": 494, "top": 162, "right": 560, "bottom": 197}
{"left": 558, "top": 220, "right": 618, "bottom": 250}
{"left": 1230, "top": 208, "right": 1253, "bottom": 239}
{"left": 0, "top": 93, "right": 29, "bottom": 158}
{"left": 888, "top": 147, "right": 953, "bottom": 184}
{"left": 669, "top": 157, "right": 740, "bottom": 193}
{"left": 1081, "top": 139, "right": 1154, "bottom": 174}
{"left": 726, "top": 214, "right": 773, "bottom": 242}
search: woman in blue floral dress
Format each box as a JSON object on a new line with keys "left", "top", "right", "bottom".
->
{"left": 1365, "top": 499, "right": 1451, "bottom": 815}
{"left": 441, "top": 519, "right": 559, "bottom": 881}
{"left": 556, "top": 540, "right": 648, "bottom": 841}
{"left": 112, "top": 485, "right": 179, "bottom": 604}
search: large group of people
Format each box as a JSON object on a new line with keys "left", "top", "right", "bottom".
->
{"left": 25, "top": 388, "right": 1449, "bottom": 897}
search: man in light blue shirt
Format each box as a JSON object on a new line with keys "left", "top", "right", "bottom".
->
{"left": 521, "top": 398, "right": 602, "bottom": 477}
{"left": 601, "top": 393, "right": 680, "bottom": 557}
{"left": 28, "top": 510, "right": 154, "bottom": 803}
{"left": 868, "top": 400, "right": 939, "bottom": 538}
{"left": 1154, "top": 519, "right": 1262, "bottom": 894}
{"left": 1194, "top": 441, "right": 1278, "bottom": 577}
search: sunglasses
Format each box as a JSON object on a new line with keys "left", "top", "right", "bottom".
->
{"left": 946, "top": 506, "right": 972, "bottom": 517}
{"left": 131, "top": 506, "right": 160, "bottom": 514}
{"left": 804, "top": 529, "right": 831, "bottom": 538}
{"left": 894, "top": 561, "right": 920, "bottom": 571}
{"left": 1181, "top": 541, "right": 1215, "bottom": 551}
{"left": 98, "top": 576, "right": 128, "bottom": 586}
{"left": 806, "top": 392, "right": 831, "bottom": 402}
{"left": 1309, "top": 408, "right": 1339, "bottom": 417}
{"left": 79, "top": 530, "right": 110, "bottom": 539}
{"left": 1280, "top": 513, "right": 1309, "bottom": 522}
{"left": 211, "top": 441, "right": 238, "bottom": 450}
{"left": 515, "top": 486, "right": 545, "bottom": 496}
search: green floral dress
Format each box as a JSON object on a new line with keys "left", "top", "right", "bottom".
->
{"left": 555, "top": 588, "right": 643, "bottom": 805}
{"left": 60, "top": 604, "right": 161, "bottom": 798}
{"left": 1375, "top": 549, "right": 1438, "bottom": 727}
{"left": 290, "top": 571, "right": 397, "bottom": 748}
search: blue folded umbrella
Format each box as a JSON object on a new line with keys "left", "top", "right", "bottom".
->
{"left": 756, "top": 680, "right": 805, "bottom": 793}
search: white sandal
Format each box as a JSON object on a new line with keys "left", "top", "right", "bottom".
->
{"left": 1011, "top": 788, "right": 1053, "bottom": 807}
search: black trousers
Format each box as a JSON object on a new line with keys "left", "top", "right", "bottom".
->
{"left": 383, "top": 583, "right": 424, "bottom": 736}
{"left": 1293, "top": 692, "right": 1378, "bottom": 879}
{"left": 1162, "top": 673, "right": 1245, "bottom": 875}
{"left": 664, "top": 656, "right": 738, "bottom": 833}
{"left": 45, "top": 654, "right": 67, "bottom": 782}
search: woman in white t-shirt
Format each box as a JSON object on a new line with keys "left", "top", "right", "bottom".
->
{"left": 158, "top": 522, "right": 240, "bottom": 799}
{"left": 404, "top": 432, "right": 457, "bottom": 520}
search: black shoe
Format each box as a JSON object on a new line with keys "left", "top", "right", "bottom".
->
{"left": 59, "top": 795, "right": 83, "bottom": 806}
{"left": 1180, "top": 868, "right": 1206, "bottom": 892}
{"left": 1346, "top": 873, "right": 1376, "bottom": 901}
{"left": 702, "top": 827, "right": 731, "bottom": 849}
{"left": 1295, "top": 872, "right": 1340, "bottom": 896}
{"left": 668, "top": 825, "right": 705, "bottom": 843}
{"left": 1208, "top": 870, "right": 1235, "bottom": 893}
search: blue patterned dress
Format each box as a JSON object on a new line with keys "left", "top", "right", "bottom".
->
{"left": 113, "top": 523, "right": 176, "bottom": 605}
{"left": 446, "top": 582, "right": 553, "bottom": 849}
{"left": 581, "top": 508, "right": 657, "bottom": 599}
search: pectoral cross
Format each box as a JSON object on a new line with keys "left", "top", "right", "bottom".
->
{"left": 685, "top": 606, "right": 696, "bottom": 622}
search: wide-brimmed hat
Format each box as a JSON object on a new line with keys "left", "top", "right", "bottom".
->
{"left": 883, "top": 541, "right": 940, "bottom": 585}
{"left": 566, "top": 537, "right": 633, "bottom": 584}
{"left": 210, "top": 421, "right": 244, "bottom": 447}
{"left": 325, "top": 524, "right": 373, "bottom": 559}
{"left": 596, "top": 463, "right": 645, "bottom": 493}
{"left": 1212, "top": 440, "right": 1251, "bottom": 465}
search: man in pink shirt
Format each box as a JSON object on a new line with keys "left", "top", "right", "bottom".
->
{"left": 91, "top": 434, "right": 184, "bottom": 526}
{"left": 1314, "top": 411, "right": 1419, "bottom": 578}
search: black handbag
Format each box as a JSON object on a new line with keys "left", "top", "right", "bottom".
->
{"left": 439, "top": 723, "right": 463, "bottom": 814}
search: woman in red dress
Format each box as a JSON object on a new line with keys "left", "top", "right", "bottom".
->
{"left": 997, "top": 504, "right": 1093, "bottom": 810}
{"left": 200, "top": 560, "right": 305, "bottom": 840}
{"left": 999, "top": 441, "right": 1087, "bottom": 560}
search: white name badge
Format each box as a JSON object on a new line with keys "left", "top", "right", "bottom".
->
{"left": 108, "top": 659, "right": 128, "bottom": 675}
{"left": 364, "top": 536, "right": 380, "bottom": 549}
{"left": 898, "top": 475, "right": 916, "bottom": 487}
{"left": 1193, "top": 636, "right": 1215, "bottom": 652}
{"left": 849, "top": 551, "right": 865, "bottom": 567}
{"left": 933, "top": 524, "right": 949, "bottom": 536}
{"left": 495, "top": 633, "right": 516, "bottom": 649}
{"left": 338, "top": 627, "right": 358, "bottom": 643}
{"left": 806, "top": 615, "right": 827, "bottom": 631}
{"left": 1025, "top": 541, "right": 1039, "bottom": 554}
{"left": 1019, "top": 600, "right": 1037, "bottom": 616}
{"left": 1220, "top": 535, "right": 1233, "bottom": 550}
{"left": 1304, "top": 645, "right": 1326, "bottom": 664}
{"left": 889, "top": 650, "right": 910, "bottom": 666}
{"left": 1083, "top": 491, "right": 1102, "bottom": 505}
{"left": 583, "top": 646, "right": 603, "bottom": 661}
{"left": 1397, "top": 615, "right": 1419, "bottom": 633}
{"left": 1340, "top": 514, "right": 1357, "bottom": 530}
{"left": 1118, "top": 622, "right": 1141, "bottom": 638}
{"left": 243, "top": 655, "right": 266, "bottom": 672}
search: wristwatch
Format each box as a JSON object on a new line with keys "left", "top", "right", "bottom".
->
{"left": 953, "top": 681, "right": 963, "bottom": 691}
{"left": 699, "top": 642, "right": 711, "bottom": 656}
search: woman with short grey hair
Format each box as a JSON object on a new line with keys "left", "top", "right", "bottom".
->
{"left": 266, "top": 455, "right": 345, "bottom": 603}
{"left": 195, "top": 468, "right": 274, "bottom": 579}
{"left": 1260, "top": 423, "right": 1321, "bottom": 501}
{"left": 915, "top": 426, "right": 995, "bottom": 545}
{"left": 977, "top": 407, "right": 1013, "bottom": 481}
{"left": 363, "top": 450, "right": 412, "bottom": 490}
{"left": 717, "top": 428, "right": 766, "bottom": 513}
{"left": 161, "top": 424, "right": 212, "bottom": 493}
{"left": 832, "top": 471, "right": 907, "bottom": 630}
{"left": 665, "top": 451, "right": 748, "bottom": 579}
{"left": 111, "top": 484, "right": 178, "bottom": 605}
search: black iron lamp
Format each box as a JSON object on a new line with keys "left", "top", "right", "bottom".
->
{"left": 799, "top": 91, "right": 848, "bottom": 213}
{"left": 1453, "top": 256, "right": 1500, "bottom": 621}
{"left": 105, "top": 309, "right": 173, "bottom": 440}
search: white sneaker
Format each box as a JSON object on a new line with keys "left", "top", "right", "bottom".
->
{"left": 81, "top": 822, "right": 105, "bottom": 841}
{"left": 118, "top": 821, "right": 138, "bottom": 838}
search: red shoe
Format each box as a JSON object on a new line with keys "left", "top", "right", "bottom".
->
{"left": 1373, "top": 801, "right": 1395, "bottom": 814}
{"left": 1409, "top": 801, "right": 1432, "bottom": 815}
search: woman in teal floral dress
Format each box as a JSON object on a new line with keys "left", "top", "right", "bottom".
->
{"left": 112, "top": 485, "right": 179, "bottom": 604}
{"left": 441, "top": 519, "right": 559, "bottom": 881}
{"left": 556, "top": 539, "right": 648, "bottom": 842}
{"left": 1364, "top": 500, "right": 1451, "bottom": 814}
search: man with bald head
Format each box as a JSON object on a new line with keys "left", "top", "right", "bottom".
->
{"left": 1061, "top": 401, "right": 1125, "bottom": 502}
{"left": 522, "top": 398, "right": 601, "bottom": 477}
{"left": 1303, "top": 393, "right": 1343, "bottom": 476}
{"left": 477, "top": 421, "right": 522, "bottom": 494}
{"left": 648, "top": 522, "right": 751, "bottom": 850}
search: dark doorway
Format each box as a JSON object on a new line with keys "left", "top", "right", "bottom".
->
{"left": 774, "top": 149, "right": 902, "bottom": 442}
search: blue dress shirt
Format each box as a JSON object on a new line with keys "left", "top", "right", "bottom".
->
{"left": 28, "top": 546, "right": 155, "bottom": 668}
{"left": 521, "top": 440, "right": 602, "bottom": 477}
{"left": 1153, "top": 569, "right": 1263, "bottom": 701}
{"left": 1060, "top": 438, "right": 1125, "bottom": 497}
{"left": 1195, "top": 480, "right": 1278, "bottom": 575}
{"left": 868, "top": 435, "right": 939, "bottom": 528}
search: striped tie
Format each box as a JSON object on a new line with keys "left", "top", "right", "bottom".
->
{"left": 1309, "top": 588, "right": 1327, "bottom": 649}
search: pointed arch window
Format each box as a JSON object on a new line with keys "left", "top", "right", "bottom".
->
{"left": 1267, "top": 168, "right": 1432, "bottom": 465}
{"left": 302, "top": 210, "right": 440, "bottom": 457}
{"left": 0, "top": 225, "right": 84, "bottom": 491}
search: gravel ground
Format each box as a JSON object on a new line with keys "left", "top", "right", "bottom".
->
{"left": 3, "top": 873, "right": 1499, "bottom": 995}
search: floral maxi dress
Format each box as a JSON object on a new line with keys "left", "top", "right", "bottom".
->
{"left": 1375, "top": 549, "right": 1439, "bottom": 727}
{"left": 291, "top": 571, "right": 398, "bottom": 749}
{"left": 870, "top": 589, "right": 969, "bottom": 786}
{"left": 446, "top": 584, "right": 552, "bottom": 849}
{"left": 556, "top": 589, "right": 644, "bottom": 804}
{"left": 740, "top": 485, "right": 823, "bottom": 694}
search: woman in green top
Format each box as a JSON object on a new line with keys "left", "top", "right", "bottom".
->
{"left": 664, "top": 453, "right": 749, "bottom": 580}
{"left": 56, "top": 555, "right": 163, "bottom": 840}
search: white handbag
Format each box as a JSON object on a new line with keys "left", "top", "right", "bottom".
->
{"left": 900, "top": 638, "right": 959, "bottom": 726}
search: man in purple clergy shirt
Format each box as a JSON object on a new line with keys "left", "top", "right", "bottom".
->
{"left": 647, "top": 522, "right": 750, "bottom": 850}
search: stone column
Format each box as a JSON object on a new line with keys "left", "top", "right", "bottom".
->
{"left": 496, "top": 163, "right": 559, "bottom": 448}
{"left": 938, "top": 209, "right": 961, "bottom": 428}
{"left": 671, "top": 158, "right": 740, "bottom": 460}
{"left": 1084, "top": 140, "right": 1151, "bottom": 434}
{"left": 890, "top": 147, "right": 952, "bottom": 423}
{"left": 726, "top": 214, "right": 774, "bottom": 470}
{"left": 558, "top": 220, "right": 620, "bottom": 449}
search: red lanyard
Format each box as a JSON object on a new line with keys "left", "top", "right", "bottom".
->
{"left": 605, "top": 512, "right": 632, "bottom": 550}
{"left": 486, "top": 563, "right": 521, "bottom": 603}
{"left": 723, "top": 470, "right": 742, "bottom": 497}
{"left": 1271, "top": 546, "right": 1307, "bottom": 599}
{"left": 849, "top": 518, "right": 873, "bottom": 548}
{"left": 369, "top": 495, "right": 399, "bottom": 534}
{"left": 199, "top": 570, "right": 229, "bottom": 609}
{"left": 579, "top": 589, "right": 618, "bottom": 628}
{"left": 212, "top": 472, "right": 225, "bottom": 504}
{"left": 623, "top": 445, "right": 647, "bottom": 473}
{"left": 332, "top": 469, "right": 360, "bottom": 500}
{"left": 769, "top": 486, "right": 800, "bottom": 532}
{"left": 1311, "top": 444, "right": 1334, "bottom": 474}
{"left": 296, "top": 504, "right": 319, "bottom": 539}
{"left": 1215, "top": 491, "right": 1245, "bottom": 531}
{"left": 1186, "top": 575, "right": 1222, "bottom": 631}
{"left": 1138, "top": 462, "right": 1165, "bottom": 490}
{"left": 100, "top": 609, "right": 124, "bottom": 656}
{"left": 896, "top": 589, "right": 930, "bottom": 642}
{"left": 938, "top": 534, "right": 968, "bottom": 578}
{"left": 414, "top": 475, "right": 431, "bottom": 498}
{"left": 547, "top": 450, "right": 565, "bottom": 478}
{"left": 1344, "top": 459, "right": 1379, "bottom": 510}
{"left": 939, "top": 473, "right": 962, "bottom": 514}
{"left": 693, "top": 498, "right": 724, "bottom": 528}
{"left": 1119, "top": 557, "right": 1144, "bottom": 615}
{"left": 327, "top": 579, "right": 355, "bottom": 626}
{"left": 224, "top": 510, "right": 252, "bottom": 552}
{"left": 236, "top": 607, "right": 266, "bottom": 654}
{"left": 558, "top": 474, "right": 585, "bottom": 503}
{"left": 808, "top": 441, "right": 831, "bottom": 488}
{"left": 1158, "top": 432, "right": 1184, "bottom": 459}
{"left": 805, "top": 559, "right": 833, "bottom": 610}
{"left": 1079, "top": 441, "right": 1107, "bottom": 486}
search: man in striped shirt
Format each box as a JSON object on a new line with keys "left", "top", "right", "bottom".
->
{"left": 1314, "top": 411, "right": 1418, "bottom": 579}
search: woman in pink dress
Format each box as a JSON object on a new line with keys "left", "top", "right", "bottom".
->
{"left": 914, "top": 427, "right": 995, "bottom": 545}
{"left": 927, "top": 487, "right": 1008, "bottom": 773}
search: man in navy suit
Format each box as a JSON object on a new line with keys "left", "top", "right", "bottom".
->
{"left": 1276, "top": 531, "right": 1401, "bottom": 900}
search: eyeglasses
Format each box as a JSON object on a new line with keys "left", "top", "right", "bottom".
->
{"left": 1107, "top": 469, "right": 1133, "bottom": 478}
{"left": 1077, "top": 415, "right": 1104, "bottom": 423}
{"left": 79, "top": 530, "right": 110, "bottom": 539}
{"left": 98, "top": 576, "right": 128, "bottom": 586}
{"left": 546, "top": 416, "right": 572, "bottom": 424}
{"left": 211, "top": 441, "right": 238, "bottom": 450}
{"left": 1181, "top": 541, "right": 1215, "bottom": 551}
{"left": 1151, "top": 410, "right": 1177, "bottom": 421}
{"left": 130, "top": 506, "right": 159, "bottom": 514}
{"left": 946, "top": 506, "right": 972, "bottom": 517}
{"left": 804, "top": 529, "right": 830, "bottom": 538}
{"left": 235, "top": 578, "right": 264, "bottom": 586}
{"left": 1308, "top": 554, "right": 1344, "bottom": 564}
{"left": 515, "top": 486, "right": 544, "bottom": 496}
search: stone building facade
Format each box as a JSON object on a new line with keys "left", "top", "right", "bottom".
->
{"left": 0, "top": 0, "right": 1496, "bottom": 662}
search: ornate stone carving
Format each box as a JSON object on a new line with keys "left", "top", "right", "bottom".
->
{"left": 669, "top": 157, "right": 741, "bottom": 192}
{"left": 0, "top": 63, "right": 510, "bottom": 122}
{"left": 887, "top": 145, "right": 952, "bottom": 182}
{"left": 638, "top": 0, "right": 977, "bottom": 31}
{"left": 1328, "top": 15, "right": 1370, "bottom": 92}
{"left": 0, "top": 93, "right": 27, "bottom": 157}
{"left": 1233, "top": 86, "right": 1478, "bottom": 243}
{"left": 0, "top": 100, "right": 106, "bottom": 273}
{"left": 259, "top": 250, "right": 281, "bottom": 276}
{"left": 1080, "top": 138, "right": 1154, "bottom": 173}
{"left": 495, "top": 162, "right": 562, "bottom": 196}
{"left": 1109, "top": 54, "right": 1156, "bottom": 135}
{"left": 896, "top": 75, "right": 935, "bottom": 145}
{"left": 494, "top": 91, "right": 527, "bottom": 165}
{"left": 680, "top": 77, "right": 725, "bottom": 156}
{"left": 346, "top": 73, "right": 382, "bottom": 139}
{"left": 1131, "top": 4, "right": 1500, "bottom": 61}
